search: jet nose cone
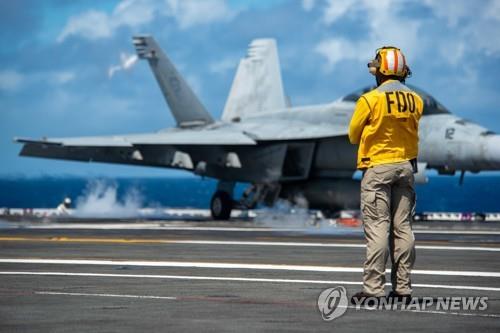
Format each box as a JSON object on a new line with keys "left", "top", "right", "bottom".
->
{"left": 484, "top": 135, "right": 500, "bottom": 169}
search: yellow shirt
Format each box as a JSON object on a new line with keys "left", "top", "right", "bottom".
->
{"left": 348, "top": 80, "right": 424, "bottom": 169}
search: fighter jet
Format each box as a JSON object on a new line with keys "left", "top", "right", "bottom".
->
{"left": 15, "top": 36, "right": 500, "bottom": 219}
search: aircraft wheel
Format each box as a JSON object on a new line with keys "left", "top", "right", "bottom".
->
{"left": 210, "top": 191, "right": 233, "bottom": 220}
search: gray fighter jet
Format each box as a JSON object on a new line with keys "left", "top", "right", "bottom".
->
{"left": 15, "top": 36, "right": 500, "bottom": 219}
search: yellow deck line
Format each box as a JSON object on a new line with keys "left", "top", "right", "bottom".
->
{"left": 0, "top": 236, "right": 170, "bottom": 244}
{"left": 1, "top": 236, "right": 500, "bottom": 252}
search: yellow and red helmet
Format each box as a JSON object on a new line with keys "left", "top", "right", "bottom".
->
{"left": 368, "top": 46, "right": 411, "bottom": 78}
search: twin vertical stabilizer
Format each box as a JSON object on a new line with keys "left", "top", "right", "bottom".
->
{"left": 133, "top": 36, "right": 214, "bottom": 127}
{"left": 222, "top": 39, "right": 287, "bottom": 122}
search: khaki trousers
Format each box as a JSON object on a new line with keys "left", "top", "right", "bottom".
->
{"left": 360, "top": 161, "right": 416, "bottom": 296}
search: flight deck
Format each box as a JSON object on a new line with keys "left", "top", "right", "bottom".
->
{"left": 0, "top": 214, "right": 499, "bottom": 332}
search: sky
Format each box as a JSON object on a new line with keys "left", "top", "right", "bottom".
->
{"left": 1, "top": 0, "right": 499, "bottom": 177}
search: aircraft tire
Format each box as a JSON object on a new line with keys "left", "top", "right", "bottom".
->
{"left": 210, "top": 190, "right": 233, "bottom": 220}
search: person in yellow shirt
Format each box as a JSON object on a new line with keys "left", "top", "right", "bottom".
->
{"left": 348, "top": 46, "right": 423, "bottom": 304}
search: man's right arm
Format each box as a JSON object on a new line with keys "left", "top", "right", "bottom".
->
{"left": 348, "top": 96, "right": 371, "bottom": 144}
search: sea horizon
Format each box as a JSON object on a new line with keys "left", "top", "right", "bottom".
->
{"left": 1, "top": 175, "right": 499, "bottom": 213}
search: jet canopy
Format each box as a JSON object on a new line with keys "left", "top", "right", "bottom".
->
{"left": 341, "top": 85, "right": 450, "bottom": 115}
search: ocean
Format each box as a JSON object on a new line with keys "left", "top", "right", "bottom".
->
{"left": 0, "top": 176, "right": 499, "bottom": 212}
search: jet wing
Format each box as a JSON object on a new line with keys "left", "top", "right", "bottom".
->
{"left": 15, "top": 128, "right": 257, "bottom": 172}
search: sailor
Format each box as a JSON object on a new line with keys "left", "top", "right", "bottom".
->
{"left": 348, "top": 46, "right": 424, "bottom": 303}
{"left": 55, "top": 197, "right": 72, "bottom": 216}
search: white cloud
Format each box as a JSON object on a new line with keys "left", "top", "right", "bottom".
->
{"left": 108, "top": 52, "right": 139, "bottom": 78}
{"left": 39, "top": 88, "right": 136, "bottom": 117}
{"left": 0, "top": 70, "right": 24, "bottom": 92}
{"left": 315, "top": 38, "right": 370, "bottom": 69}
{"left": 315, "top": 0, "right": 420, "bottom": 71}
{"left": 113, "top": 0, "right": 157, "bottom": 28}
{"left": 322, "top": 0, "right": 357, "bottom": 25}
{"left": 422, "top": 0, "right": 473, "bottom": 27}
{"left": 302, "top": 0, "right": 316, "bottom": 11}
{"left": 313, "top": 0, "right": 500, "bottom": 72}
{"left": 185, "top": 74, "right": 203, "bottom": 97}
{"left": 0, "top": 69, "right": 75, "bottom": 93}
{"left": 57, "top": 10, "right": 113, "bottom": 43}
{"left": 52, "top": 71, "right": 76, "bottom": 85}
{"left": 209, "top": 57, "right": 238, "bottom": 74}
{"left": 57, "top": 0, "right": 236, "bottom": 43}
{"left": 423, "top": 0, "right": 500, "bottom": 56}
{"left": 311, "top": 0, "right": 500, "bottom": 121}
{"left": 31, "top": 70, "right": 77, "bottom": 87}
{"left": 486, "top": 0, "right": 500, "bottom": 21}
{"left": 168, "top": 0, "right": 235, "bottom": 29}
{"left": 44, "top": 88, "right": 80, "bottom": 114}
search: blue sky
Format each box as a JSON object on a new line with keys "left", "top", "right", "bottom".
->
{"left": 1, "top": 0, "right": 499, "bottom": 177}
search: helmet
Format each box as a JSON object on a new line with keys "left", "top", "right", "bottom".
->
{"left": 64, "top": 197, "right": 71, "bottom": 205}
{"left": 367, "top": 46, "right": 411, "bottom": 78}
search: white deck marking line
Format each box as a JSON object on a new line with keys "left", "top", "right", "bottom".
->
{"left": 1, "top": 271, "right": 499, "bottom": 292}
{"left": 163, "top": 240, "right": 500, "bottom": 252}
{"left": 342, "top": 304, "right": 500, "bottom": 319}
{"left": 32, "top": 289, "right": 500, "bottom": 319}
{"left": 14, "top": 223, "right": 500, "bottom": 235}
{"left": 34, "top": 292, "right": 500, "bottom": 319}
{"left": 35, "top": 291, "right": 177, "bottom": 300}
{"left": 1, "top": 258, "right": 500, "bottom": 278}
{"left": 413, "top": 230, "right": 500, "bottom": 235}
{"left": 22, "top": 224, "right": 301, "bottom": 232}
{"left": 394, "top": 308, "right": 500, "bottom": 319}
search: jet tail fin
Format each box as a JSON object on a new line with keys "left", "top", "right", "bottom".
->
{"left": 133, "top": 36, "right": 214, "bottom": 127}
{"left": 222, "top": 39, "right": 287, "bottom": 122}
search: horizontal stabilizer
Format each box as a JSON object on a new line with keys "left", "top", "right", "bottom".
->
{"left": 15, "top": 129, "right": 256, "bottom": 174}
{"left": 14, "top": 137, "right": 62, "bottom": 146}
{"left": 15, "top": 127, "right": 256, "bottom": 149}
{"left": 15, "top": 136, "right": 132, "bottom": 147}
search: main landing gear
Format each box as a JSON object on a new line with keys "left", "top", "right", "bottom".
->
{"left": 209, "top": 181, "right": 280, "bottom": 220}
{"left": 210, "top": 190, "right": 233, "bottom": 220}
{"left": 210, "top": 181, "right": 235, "bottom": 220}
